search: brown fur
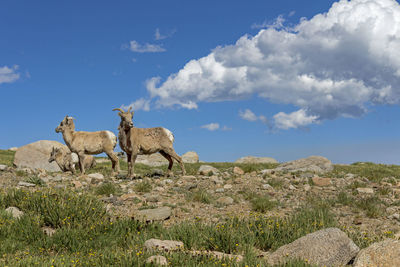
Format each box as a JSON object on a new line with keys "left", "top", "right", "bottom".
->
{"left": 55, "top": 116, "right": 119, "bottom": 175}
{"left": 113, "top": 107, "right": 186, "bottom": 178}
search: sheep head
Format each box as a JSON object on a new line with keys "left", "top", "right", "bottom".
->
{"left": 55, "top": 116, "right": 75, "bottom": 133}
{"left": 113, "top": 107, "right": 134, "bottom": 130}
{"left": 48, "top": 147, "right": 60, "bottom": 163}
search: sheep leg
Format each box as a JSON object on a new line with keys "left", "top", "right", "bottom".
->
{"left": 159, "top": 151, "right": 173, "bottom": 176}
{"left": 128, "top": 153, "right": 137, "bottom": 179}
{"left": 163, "top": 148, "right": 186, "bottom": 175}
{"left": 127, "top": 153, "right": 132, "bottom": 178}
{"left": 106, "top": 151, "right": 120, "bottom": 176}
{"left": 78, "top": 152, "right": 86, "bottom": 175}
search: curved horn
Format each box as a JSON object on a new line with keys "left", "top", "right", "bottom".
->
{"left": 127, "top": 106, "right": 132, "bottom": 112}
{"left": 112, "top": 108, "right": 125, "bottom": 113}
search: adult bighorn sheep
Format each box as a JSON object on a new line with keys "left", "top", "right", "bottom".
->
{"left": 55, "top": 116, "right": 119, "bottom": 175}
{"left": 113, "top": 107, "right": 186, "bottom": 178}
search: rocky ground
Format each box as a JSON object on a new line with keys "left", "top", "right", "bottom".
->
{"left": 1, "top": 149, "right": 400, "bottom": 266}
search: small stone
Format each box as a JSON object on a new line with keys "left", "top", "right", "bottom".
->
{"left": 146, "top": 255, "right": 168, "bottom": 266}
{"left": 88, "top": 173, "right": 104, "bottom": 180}
{"left": 210, "top": 176, "right": 224, "bottom": 185}
{"left": 356, "top": 188, "right": 374, "bottom": 194}
{"left": 144, "top": 238, "right": 184, "bottom": 251}
{"left": 161, "top": 179, "right": 173, "bottom": 185}
{"left": 261, "top": 169, "right": 275, "bottom": 175}
{"left": 233, "top": 166, "right": 244, "bottom": 175}
{"left": 154, "top": 186, "right": 165, "bottom": 192}
{"left": 304, "top": 184, "right": 311, "bottom": 191}
{"left": 0, "top": 164, "right": 7, "bottom": 171}
{"left": 72, "top": 180, "right": 82, "bottom": 188}
{"left": 198, "top": 165, "right": 219, "bottom": 175}
{"left": 18, "top": 181, "right": 36, "bottom": 187}
{"left": 215, "top": 188, "right": 225, "bottom": 193}
{"left": 136, "top": 206, "right": 172, "bottom": 221}
{"left": 312, "top": 177, "right": 332, "bottom": 187}
{"left": 223, "top": 184, "right": 233, "bottom": 190}
{"left": 217, "top": 196, "right": 234, "bottom": 205}
{"left": 184, "top": 183, "right": 197, "bottom": 190}
{"left": 390, "top": 213, "right": 400, "bottom": 220}
{"left": 288, "top": 185, "right": 296, "bottom": 190}
{"left": 119, "top": 193, "right": 139, "bottom": 201}
{"left": 144, "top": 193, "right": 159, "bottom": 203}
{"left": 5, "top": 207, "right": 24, "bottom": 219}
{"left": 41, "top": 226, "right": 56, "bottom": 237}
{"left": 262, "top": 184, "right": 274, "bottom": 190}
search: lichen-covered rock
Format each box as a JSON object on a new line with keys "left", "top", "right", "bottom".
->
{"left": 198, "top": 165, "right": 219, "bottom": 175}
{"left": 235, "top": 156, "right": 278, "bottom": 164}
{"left": 144, "top": 239, "right": 184, "bottom": 251}
{"left": 13, "top": 140, "right": 70, "bottom": 172}
{"left": 5, "top": 207, "right": 24, "bottom": 219}
{"left": 354, "top": 239, "right": 400, "bottom": 267}
{"left": 275, "top": 156, "right": 333, "bottom": 173}
{"left": 146, "top": 255, "right": 168, "bottom": 265}
{"left": 267, "top": 228, "right": 359, "bottom": 266}
{"left": 182, "top": 151, "right": 199, "bottom": 163}
{"left": 136, "top": 206, "right": 172, "bottom": 221}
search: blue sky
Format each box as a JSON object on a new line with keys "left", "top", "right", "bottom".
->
{"left": 2, "top": 0, "right": 400, "bottom": 164}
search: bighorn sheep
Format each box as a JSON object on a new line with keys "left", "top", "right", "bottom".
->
{"left": 48, "top": 147, "right": 96, "bottom": 174}
{"left": 55, "top": 116, "right": 119, "bottom": 175}
{"left": 113, "top": 107, "right": 186, "bottom": 178}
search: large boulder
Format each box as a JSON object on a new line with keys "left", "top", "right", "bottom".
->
{"left": 182, "top": 151, "right": 199, "bottom": 163}
{"left": 354, "top": 239, "right": 400, "bottom": 267}
{"left": 275, "top": 156, "right": 333, "bottom": 173}
{"left": 135, "top": 151, "right": 199, "bottom": 166}
{"left": 267, "top": 228, "right": 359, "bottom": 266}
{"left": 13, "top": 140, "right": 70, "bottom": 172}
{"left": 235, "top": 156, "right": 278, "bottom": 164}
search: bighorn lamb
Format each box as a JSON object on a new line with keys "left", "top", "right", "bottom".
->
{"left": 113, "top": 107, "right": 186, "bottom": 178}
{"left": 55, "top": 116, "right": 119, "bottom": 175}
{"left": 48, "top": 147, "right": 96, "bottom": 174}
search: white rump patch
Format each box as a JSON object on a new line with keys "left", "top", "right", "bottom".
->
{"left": 105, "top": 131, "right": 117, "bottom": 146}
{"left": 162, "top": 128, "right": 174, "bottom": 143}
{"left": 71, "top": 153, "right": 79, "bottom": 163}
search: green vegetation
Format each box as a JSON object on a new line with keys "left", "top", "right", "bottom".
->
{"left": 25, "top": 175, "right": 46, "bottom": 187}
{"left": 94, "top": 182, "right": 119, "bottom": 196}
{"left": 0, "top": 188, "right": 325, "bottom": 266}
{"left": 0, "top": 149, "right": 15, "bottom": 166}
{"left": 186, "top": 189, "right": 213, "bottom": 204}
{"left": 327, "top": 162, "right": 400, "bottom": 182}
{"left": 250, "top": 195, "right": 277, "bottom": 213}
{"left": 134, "top": 180, "right": 152, "bottom": 193}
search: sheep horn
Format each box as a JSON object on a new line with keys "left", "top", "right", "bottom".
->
{"left": 127, "top": 107, "right": 132, "bottom": 112}
{"left": 112, "top": 108, "right": 125, "bottom": 113}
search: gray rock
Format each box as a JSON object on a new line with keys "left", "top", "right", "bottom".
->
{"left": 354, "top": 239, "right": 400, "bottom": 267}
{"left": 235, "top": 156, "right": 278, "bottom": 164}
{"left": 0, "top": 164, "right": 7, "bottom": 171}
{"left": 136, "top": 153, "right": 169, "bottom": 166}
{"left": 18, "top": 181, "right": 36, "bottom": 187}
{"left": 144, "top": 193, "right": 160, "bottom": 203}
{"left": 262, "top": 184, "right": 274, "bottom": 190}
{"left": 146, "top": 255, "right": 168, "bottom": 266}
{"left": 5, "top": 207, "right": 24, "bottom": 219}
{"left": 275, "top": 156, "right": 333, "bottom": 173}
{"left": 88, "top": 173, "right": 104, "bottom": 180}
{"left": 223, "top": 184, "right": 233, "bottom": 190}
{"left": 356, "top": 188, "right": 374, "bottom": 194}
{"left": 150, "top": 169, "right": 164, "bottom": 177}
{"left": 8, "top": 147, "right": 18, "bottom": 151}
{"left": 182, "top": 151, "right": 199, "bottom": 163}
{"left": 198, "top": 165, "right": 219, "bottom": 175}
{"left": 13, "top": 140, "right": 69, "bottom": 172}
{"left": 136, "top": 206, "right": 172, "bottom": 221}
{"left": 217, "top": 196, "right": 234, "bottom": 205}
{"left": 267, "top": 228, "right": 359, "bottom": 266}
{"left": 41, "top": 226, "right": 56, "bottom": 237}
{"left": 215, "top": 188, "right": 225, "bottom": 193}
{"left": 144, "top": 238, "right": 184, "bottom": 251}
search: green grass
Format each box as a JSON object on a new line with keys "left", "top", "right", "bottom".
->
{"left": 0, "top": 149, "right": 15, "bottom": 166}
{"left": 0, "top": 188, "right": 327, "bottom": 266}
{"left": 134, "top": 181, "right": 152, "bottom": 193}
{"left": 186, "top": 189, "right": 213, "bottom": 204}
{"left": 94, "top": 182, "right": 118, "bottom": 196}
{"left": 250, "top": 195, "right": 277, "bottom": 213}
{"left": 327, "top": 162, "right": 400, "bottom": 182}
{"left": 25, "top": 176, "right": 46, "bottom": 187}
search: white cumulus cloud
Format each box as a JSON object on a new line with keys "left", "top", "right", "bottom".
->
{"left": 201, "top": 123, "right": 220, "bottom": 131}
{"left": 273, "top": 109, "right": 319, "bottom": 130}
{"left": 129, "top": 40, "right": 166, "bottom": 53}
{"left": 121, "top": 98, "right": 150, "bottom": 111}
{"left": 145, "top": 0, "right": 400, "bottom": 129}
{"left": 239, "top": 109, "right": 258, "bottom": 121}
{"left": 0, "top": 65, "right": 20, "bottom": 85}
